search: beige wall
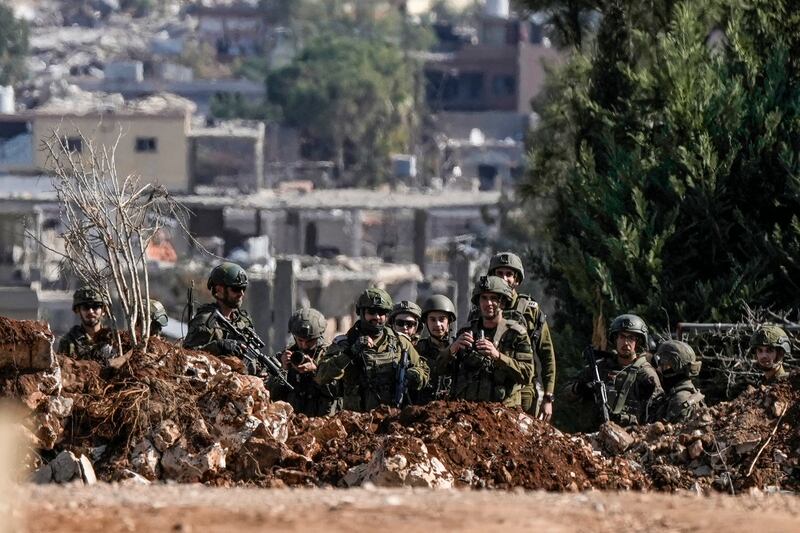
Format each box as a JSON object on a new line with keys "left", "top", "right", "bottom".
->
{"left": 33, "top": 113, "right": 190, "bottom": 192}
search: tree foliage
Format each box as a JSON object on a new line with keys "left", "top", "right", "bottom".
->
{"left": 266, "top": 35, "right": 416, "bottom": 185}
{"left": 0, "top": 2, "right": 29, "bottom": 86}
{"left": 522, "top": 0, "right": 800, "bottom": 342}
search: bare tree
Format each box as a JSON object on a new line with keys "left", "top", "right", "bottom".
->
{"left": 39, "top": 129, "right": 194, "bottom": 354}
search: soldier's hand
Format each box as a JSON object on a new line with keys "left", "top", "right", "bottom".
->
{"left": 281, "top": 349, "right": 292, "bottom": 370}
{"left": 539, "top": 398, "right": 553, "bottom": 422}
{"left": 219, "top": 339, "right": 244, "bottom": 356}
{"left": 476, "top": 339, "right": 500, "bottom": 360}
{"left": 450, "top": 332, "right": 473, "bottom": 355}
{"left": 295, "top": 359, "right": 317, "bottom": 374}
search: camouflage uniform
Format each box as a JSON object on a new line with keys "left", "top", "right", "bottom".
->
{"left": 504, "top": 291, "right": 556, "bottom": 415}
{"left": 316, "top": 321, "right": 429, "bottom": 412}
{"left": 570, "top": 353, "right": 662, "bottom": 427}
{"left": 268, "top": 342, "right": 340, "bottom": 417}
{"left": 648, "top": 340, "right": 705, "bottom": 424}
{"left": 413, "top": 335, "right": 452, "bottom": 403}
{"left": 568, "top": 314, "right": 662, "bottom": 427}
{"left": 441, "top": 276, "right": 534, "bottom": 408}
{"left": 57, "top": 325, "right": 101, "bottom": 358}
{"left": 182, "top": 302, "right": 254, "bottom": 355}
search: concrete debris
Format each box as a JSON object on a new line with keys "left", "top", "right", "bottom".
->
{"left": 598, "top": 422, "right": 635, "bottom": 456}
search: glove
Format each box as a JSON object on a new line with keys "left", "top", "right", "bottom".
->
{"left": 219, "top": 339, "right": 243, "bottom": 356}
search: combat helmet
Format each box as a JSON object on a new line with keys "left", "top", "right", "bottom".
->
{"left": 390, "top": 300, "right": 422, "bottom": 322}
{"left": 288, "top": 308, "right": 327, "bottom": 340}
{"left": 609, "top": 314, "right": 649, "bottom": 350}
{"left": 72, "top": 286, "right": 105, "bottom": 310}
{"left": 656, "top": 340, "right": 701, "bottom": 378}
{"left": 355, "top": 288, "right": 393, "bottom": 313}
{"left": 488, "top": 251, "right": 525, "bottom": 282}
{"left": 421, "top": 294, "right": 457, "bottom": 324}
{"left": 471, "top": 275, "right": 514, "bottom": 306}
{"left": 207, "top": 262, "right": 248, "bottom": 290}
{"left": 149, "top": 299, "right": 169, "bottom": 328}
{"left": 749, "top": 324, "right": 791, "bottom": 359}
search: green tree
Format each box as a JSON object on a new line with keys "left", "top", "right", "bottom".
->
{"left": 0, "top": 2, "right": 29, "bottom": 86}
{"left": 266, "top": 35, "right": 416, "bottom": 185}
{"left": 518, "top": 0, "right": 800, "bottom": 427}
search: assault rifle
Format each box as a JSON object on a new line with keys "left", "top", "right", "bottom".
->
{"left": 583, "top": 346, "right": 610, "bottom": 423}
{"left": 394, "top": 346, "right": 410, "bottom": 407}
{"left": 214, "top": 310, "right": 293, "bottom": 391}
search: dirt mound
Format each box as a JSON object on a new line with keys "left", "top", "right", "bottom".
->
{"left": 619, "top": 373, "right": 800, "bottom": 492}
{"left": 1, "top": 316, "right": 797, "bottom": 493}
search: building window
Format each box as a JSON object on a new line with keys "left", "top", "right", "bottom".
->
{"left": 492, "top": 75, "right": 516, "bottom": 97}
{"left": 135, "top": 137, "right": 158, "bottom": 153}
{"left": 462, "top": 72, "right": 484, "bottom": 100}
{"left": 63, "top": 137, "right": 82, "bottom": 153}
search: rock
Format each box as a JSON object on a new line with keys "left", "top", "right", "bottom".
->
{"left": 182, "top": 354, "right": 218, "bottom": 384}
{"left": 692, "top": 465, "right": 712, "bottom": 477}
{"left": 230, "top": 427, "right": 309, "bottom": 480}
{"left": 34, "top": 412, "right": 64, "bottom": 450}
{"left": 130, "top": 439, "right": 161, "bottom": 479}
{"left": 343, "top": 463, "right": 369, "bottom": 487}
{"left": 161, "top": 442, "right": 226, "bottom": 483}
{"left": 516, "top": 412, "right": 535, "bottom": 436}
{"left": 308, "top": 417, "right": 347, "bottom": 444}
{"left": 735, "top": 439, "right": 760, "bottom": 455}
{"left": 598, "top": 422, "right": 634, "bottom": 455}
{"left": 50, "top": 450, "right": 82, "bottom": 483}
{"left": 773, "top": 449, "right": 788, "bottom": 465}
{"left": 44, "top": 396, "right": 74, "bottom": 418}
{"left": 31, "top": 463, "right": 53, "bottom": 484}
{"left": 357, "top": 437, "right": 454, "bottom": 489}
{"left": 0, "top": 328, "right": 56, "bottom": 371}
{"left": 770, "top": 400, "right": 787, "bottom": 418}
{"left": 79, "top": 455, "right": 97, "bottom": 485}
{"left": 688, "top": 440, "right": 704, "bottom": 460}
{"left": 118, "top": 469, "right": 151, "bottom": 486}
{"left": 152, "top": 419, "right": 181, "bottom": 453}
{"left": 262, "top": 402, "right": 293, "bottom": 443}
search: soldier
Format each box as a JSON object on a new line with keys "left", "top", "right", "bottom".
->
{"left": 567, "top": 314, "right": 663, "bottom": 427}
{"left": 268, "top": 308, "right": 339, "bottom": 417}
{"left": 412, "top": 294, "right": 457, "bottom": 404}
{"left": 315, "top": 288, "right": 429, "bottom": 412}
{"left": 183, "top": 262, "right": 252, "bottom": 357}
{"left": 147, "top": 299, "right": 169, "bottom": 338}
{"left": 57, "top": 286, "right": 108, "bottom": 358}
{"left": 440, "top": 276, "right": 534, "bottom": 408}
{"left": 648, "top": 340, "right": 705, "bottom": 423}
{"left": 389, "top": 300, "right": 423, "bottom": 344}
{"left": 487, "top": 252, "right": 557, "bottom": 421}
{"left": 750, "top": 324, "right": 791, "bottom": 383}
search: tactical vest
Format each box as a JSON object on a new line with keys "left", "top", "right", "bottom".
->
{"left": 606, "top": 356, "right": 648, "bottom": 423}
{"left": 342, "top": 328, "right": 405, "bottom": 411}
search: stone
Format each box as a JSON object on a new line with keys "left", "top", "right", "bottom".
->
{"left": 262, "top": 401, "right": 293, "bottom": 443}
{"left": 692, "top": 465, "right": 713, "bottom": 477}
{"left": 130, "top": 439, "right": 161, "bottom": 479}
{"left": 119, "top": 469, "right": 152, "bottom": 486}
{"left": 688, "top": 439, "right": 704, "bottom": 460}
{"left": 343, "top": 463, "right": 369, "bottom": 487}
{"left": 44, "top": 396, "right": 74, "bottom": 418}
{"left": 31, "top": 463, "right": 53, "bottom": 484}
{"left": 50, "top": 450, "right": 82, "bottom": 483}
{"left": 357, "top": 436, "right": 454, "bottom": 489}
{"left": 308, "top": 417, "right": 347, "bottom": 444}
{"left": 152, "top": 419, "right": 181, "bottom": 453}
{"left": 161, "top": 442, "right": 226, "bottom": 483}
{"left": 598, "top": 422, "right": 635, "bottom": 455}
{"left": 773, "top": 449, "right": 788, "bottom": 465}
{"left": 770, "top": 400, "right": 787, "bottom": 418}
{"left": 734, "top": 439, "right": 760, "bottom": 455}
{"left": 182, "top": 354, "right": 218, "bottom": 384}
{"left": 0, "top": 331, "right": 56, "bottom": 371}
{"left": 78, "top": 455, "right": 97, "bottom": 485}
{"left": 516, "top": 412, "right": 534, "bottom": 436}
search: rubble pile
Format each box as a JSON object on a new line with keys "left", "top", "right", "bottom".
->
{"left": 616, "top": 375, "right": 800, "bottom": 492}
{"left": 0, "top": 316, "right": 797, "bottom": 493}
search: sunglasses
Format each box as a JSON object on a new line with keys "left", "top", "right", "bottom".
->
{"left": 80, "top": 303, "right": 103, "bottom": 311}
{"left": 366, "top": 307, "right": 388, "bottom": 316}
{"left": 228, "top": 286, "right": 246, "bottom": 293}
{"left": 394, "top": 319, "right": 417, "bottom": 329}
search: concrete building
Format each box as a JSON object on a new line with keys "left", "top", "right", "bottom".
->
{"left": 191, "top": 1, "right": 266, "bottom": 58}
{"left": 0, "top": 93, "right": 196, "bottom": 192}
{"left": 189, "top": 119, "right": 265, "bottom": 191}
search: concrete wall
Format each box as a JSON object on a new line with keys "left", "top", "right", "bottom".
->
{"left": 33, "top": 113, "right": 191, "bottom": 192}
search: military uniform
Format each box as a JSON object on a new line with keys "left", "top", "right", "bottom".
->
{"left": 441, "top": 316, "right": 534, "bottom": 407}
{"left": 57, "top": 326, "right": 101, "bottom": 358}
{"left": 750, "top": 325, "right": 792, "bottom": 384}
{"left": 315, "top": 321, "right": 429, "bottom": 412}
{"left": 268, "top": 343, "right": 340, "bottom": 417}
{"left": 764, "top": 365, "right": 789, "bottom": 383}
{"left": 413, "top": 334, "right": 452, "bottom": 404}
{"left": 570, "top": 352, "right": 662, "bottom": 427}
{"left": 503, "top": 291, "right": 556, "bottom": 415}
{"left": 182, "top": 302, "right": 254, "bottom": 355}
{"left": 648, "top": 380, "right": 705, "bottom": 423}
